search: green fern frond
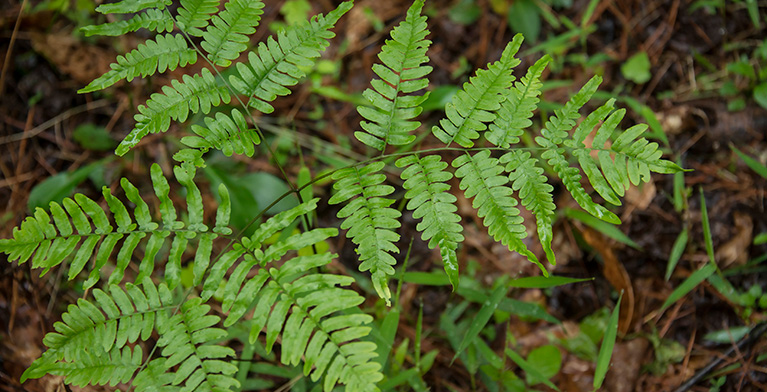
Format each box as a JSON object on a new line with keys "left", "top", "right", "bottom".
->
{"left": 501, "top": 150, "right": 556, "bottom": 264}
{"left": 487, "top": 55, "right": 549, "bottom": 148}
{"left": 229, "top": 1, "right": 353, "bottom": 115}
{"left": 151, "top": 297, "right": 239, "bottom": 391}
{"left": 81, "top": 9, "right": 173, "bottom": 37}
{"left": 453, "top": 150, "right": 543, "bottom": 272}
{"left": 21, "top": 277, "right": 173, "bottom": 382}
{"left": 79, "top": 33, "right": 197, "bottom": 94}
{"left": 355, "top": 0, "right": 432, "bottom": 151}
{"left": 246, "top": 253, "right": 383, "bottom": 391}
{"left": 432, "top": 34, "right": 523, "bottom": 147}
{"left": 329, "top": 162, "right": 400, "bottom": 304}
{"left": 181, "top": 109, "right": 261, "bottom": 157}
{"left": 177, "top": 0, "right": 221, "bottom": 37}
{"left": 117, "top": 68, "right": 231, "bottom": 156}
{"left": 202, "top": 0, "right": 265, "bottom": 67}
{"left": 536, "top": 76, "right": 622, "bottom": 224}
{"left": 28, "top": 346, "right": 143, "bottom": 387}
{"left": 95, "top": 0, "right": 171, "bottom": 14}
{"left": 396, "top": 154, "right": 463, "bottom": 288}
{"left": 0, "top": 163, "right": 230, "bottom": 290}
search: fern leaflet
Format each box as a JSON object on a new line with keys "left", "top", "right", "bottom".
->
{"left": 95, "top": 0, "right": 171, "bottom": 14}
{"left": 501, "top": 150, "right": 556, "bottom": 264}
{"left": 230, "top": 1, "right": 353, "bottom": 115}
{"left": 432, "top": 34, "right": 522, "bottom": 147}
{"left": 202, "top": 0, "right": 265, "bottom": 67}
{"left": 355, "top": 0, "right": 432, "bottom": 151}
{"left": 177, "top": 0, "right": 221, "bottom": 37}
{"left": 487, "top": 55, "right": 549, "bottom": 148}
{"left": 329, "top": 162, "right": 401, "bottom": 304}
{"left": 396, "top": 154, "right": 463, "bottom": 288}
{"left": 117, "top": 68, "right": 231, "bottom": 155}
{"left": 79, "top": 33, "right": 197, "bottom": 94}
{"left": 181, "top": 108, "right": 261, "bottom": 157}
{"left": 81, "top": 9, "right": 173, "bottom": 37}
{"left": 453, "top": 150, "right": 543, "bottom": 272}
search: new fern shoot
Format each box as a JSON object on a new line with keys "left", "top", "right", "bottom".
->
{"left": 0, "top": 0, "right": 681, "bottom": 391}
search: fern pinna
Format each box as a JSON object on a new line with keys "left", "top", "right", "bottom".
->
{"left": 0, "top": 0, "right": 682, "bottom": 390}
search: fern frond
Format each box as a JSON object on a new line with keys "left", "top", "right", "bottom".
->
{"left": 566, "top": 101, "right": 683, "bottom": 203}
{"left": 432, "top": 34, "right": 523, "bottom": 147}
{"left": 229, "top": 1, "right": 353, "bottom": 115}
{"left": 245, "top": 253, "right": 383, "bottom": 391}
{"left": 117, "top": 68, "right": 231, "bottom": 156}
{"left": 81, "top": 9, "right": 173, "bottom": 37}
{"left": 355, "top": 0, "right": 432, "bottom": 151}
{"left": 0, "top": 163, "right": 230, "bottom": 290}
{"left": 329, "top": 162, "right": 400, "bottom": 304}
{"left": 396, "top": 154, "right": 463, "bottom": 288}
{"left": 95, "top": 0, "right": 171, "bottom": 14}
{"left": 202, "top": 0, "right": 265, "bottom": 67}
{"left": 452, "top": 150, "right": 543, "bottom": 272}
{"left": 21, "top": 277, "right": 172, "bottom": 382}
{"left": 79, "top": 33, "right": 197, "bottom": 94}
{"left": 151, "top": 297, "right": 239, "bottom": 391}
{"left": 28, "top": 346, "right": 143, "bottom": 387}
{"left": 177, "top": 0, "right": 221, "bottom": 37}
{"left": 486, "top": 55, "right": 549, "bottom": 148}
{"left": 536, "top": 76, "right": 622, "bottom": 224}
{"left": 181, "top": 109, "right": 261, "bottom": 157}
{"left": 501, "top": 150, "right": 556, "bottom": 264}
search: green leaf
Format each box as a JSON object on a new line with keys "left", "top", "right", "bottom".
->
{"left": 620, "top": 51, "right": 651, "bottom": 84}
{"left": 730, "top": 145, "right": 767, "bottom": 179}
{"left": 452, "top": 283, "right": 507, "bottom": 362}
{"left": 526, "top": 345, "right": 562, "bottom": 385}
{"left": 703, "top": 325, "right": 751, "bottom": 344}
{"left": 660, "top": 262, "right": 717, "bottom": 311}
{"left": 507, "top": 275, "right": 592, "bottom": 289}
{"left": 505, "top": 347, "right": 560, "bottom": 391}
{"left": 665, "top": 227, "right": 688, "bottom": 281}
{"left": 593, "top": 294, "right": 621, "bottom": 390}
{"left": 28, "top": 162, "right": 102, "bottom": 211}
{"left": 753, "top": 82, "right": 767, "bottom": 110}
{"left": 448, "top": 0, "right": 481, "bottom": 25}
{"left": 565, "top": 208, "right": 641, "bottom": 250}
{"left": 73, "top": 124, "right": 117, "bottom": 151}
{"left": 507, "top": 0, "right": 541, "bottom": 43}
{"left": 700, "top": 190, "right": 715, "bottom": 265}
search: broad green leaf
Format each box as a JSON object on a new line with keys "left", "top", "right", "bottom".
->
{"left": 505, "top": 347, "right": 560, "bottom": 391}
{"left": 28, "top": 162, "right": 102, "bottom": 211}
{"left": 507, "top": 0, "right": 541, "bottom": 43}
{"left": 526, "top": 345, "right": 562, "bottom": 385}
{"left": 72, "top": 124, "right": 117, "bottom": 151}
{"left": 620, "top": 51, "right": 651, "bottom": 84}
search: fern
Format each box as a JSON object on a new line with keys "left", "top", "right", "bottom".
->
{"left": 396, "top": 154, "right": 463, "bottom": 288}
{"left": 0, "top": 163, "right": 230, "bottom": 289}
{"left": 1, "top": 1, "right": 686, "bottom": 391}
{"left": 201, "top": 0, "right": 265, "bottom": 67}
{"left": 453, "top": 150, "right": 542, "bottom": 272}
{"left": 117, "top": 68, "right": 231, "bottom": 155}
{"left": 81, "top": 8, "right": 174, "bottom": 37}
{"left": 229, "top": 2, "right": 353, "bottom": 115}
{"left": 176, "top": 0, "right": 221, "bottom": 37}
{"left": 95, "top": 0, "right": 171, "bottom": 14}
{"left": 79, "top": 33, "right": 197, "bottom": 94}
{"left": 355, "top": 0, "right": 432, "bottom": 151}
{"left": 432, "top": 35, "right": 522, "bottom": 148}
{"left": 329, "top": 162, "right": 401, "bottom": 304}
{"left": 180, "top": 108, "right": 261, "bottom": 157}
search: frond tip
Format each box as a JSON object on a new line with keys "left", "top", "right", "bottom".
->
{"left": 355, "top": 0, "right": 433, "bottom": 151}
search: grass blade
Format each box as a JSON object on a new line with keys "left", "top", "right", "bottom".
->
{"left": 565, "top": 208, "right": 642, "bottom": 250}
{"left": 505, "top": 347, "right": 560, "bottom": 391}
{"left": 593, "top": 293, "right": 621, "bottom": 390}
{"left": 508, "top": 275, "right": 592, "bottom": 288}
{"left": 661, "top": 262, "right": 717, "bottom": 311}
{"left": 730, "top": 145, "right": 767, "bottom": 179}
{"left": 665, "top": 227, "right": 689, "bottom": 281}
{"left": 452, "top": 283, "right": 507, "bottom": 363}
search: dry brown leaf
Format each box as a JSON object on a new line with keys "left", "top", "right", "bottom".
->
{"left": 30, "top": 31, "right": 113, "bottom": 85}
{"left": 715, "top": 211, "right": 753, "bottom": 267}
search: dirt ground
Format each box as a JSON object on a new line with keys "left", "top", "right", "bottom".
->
{"left": 1, "top": 0, "right": 766, "bottom": 391}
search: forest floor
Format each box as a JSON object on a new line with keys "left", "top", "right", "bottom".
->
{"left": 1, "top": 0, "right": 766, "bottom": 391}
